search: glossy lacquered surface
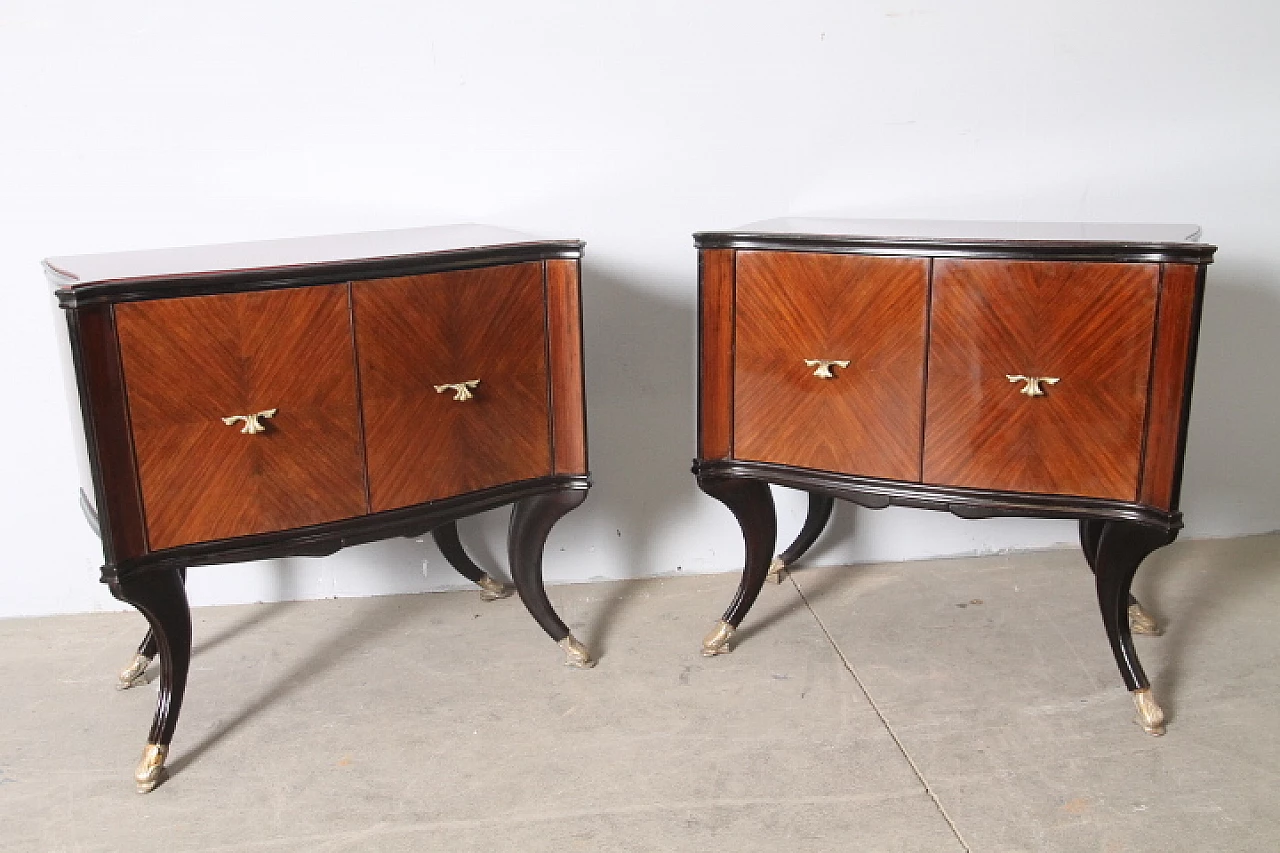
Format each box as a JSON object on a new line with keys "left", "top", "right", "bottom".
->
{"left": 45, "top": 224, "right": 557, "bottom": 286}
{"left": 716, "top": 217, "right": 1203, "bottom": 244}
{"left": 695, "top": 218, "right": 1215, "bottom": 264}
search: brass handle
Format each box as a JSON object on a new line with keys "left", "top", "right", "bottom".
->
{"left": 221, "top": 408, "right": 278, "bottom": 434}
{"left": 805, "top": 359, "right": 850, "bottom": 379}
{"left": 1006, "top": 375, "right": 1059, "bottom": 397}
{"left": 434, "top": 380, "right": 481, "bottom": 401}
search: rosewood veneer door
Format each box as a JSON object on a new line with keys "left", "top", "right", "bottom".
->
{"left": 734, "top": 251, "right": 929, "bottom": 480}
{"left": 115, "top": 285, "right": 368, "bottom": 550}
{"left": 353, "top": 262, "right": 553, "bottom": 512}
{"left": 923, "top": 260, "right": 1159, "bottom": 499}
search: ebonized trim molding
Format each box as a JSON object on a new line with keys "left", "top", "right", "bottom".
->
{"left": 693, "top": 459, "right": 1181, "bottom": 531}
{"left": 104, "top": 474, "right": 591, "bottom": 581}
{"left": 693, "top": 233, "right": 1216, "bottom": 265}
{"left": 55, "top": 242, "right": 585, "bottom": 308}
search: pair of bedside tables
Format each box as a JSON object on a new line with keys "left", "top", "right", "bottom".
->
{"left": 49, "top": 220, "right": 1213, "bottom": 791}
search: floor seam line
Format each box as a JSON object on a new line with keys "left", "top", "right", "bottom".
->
{"left": 791, "top": 575, "right": 972, "bottom": 853}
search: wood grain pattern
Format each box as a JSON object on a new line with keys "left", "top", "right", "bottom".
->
{"left": 1140, "top": 264, "right": 1202, "bottom": 510}
{"left": 924, "top": 260, "right": 1159, "bottom": 500}
{"left": 699, "top": 250, "right": 735, "bottom": 459}
{"left": 733, "top": 251, "right": 929, "bottom": 480}
{"left": 116, "top": 285, "right": 368, "bottom": 550}
{"left": 72, "top": 305, "right": 148, "bottom": 562}
{"left": 353, "top": 262, "right": 552, "bottom": 511}
{"left": 545, "top": 259, "right": 588, "bottom": 474}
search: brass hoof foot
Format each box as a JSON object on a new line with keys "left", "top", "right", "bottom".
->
{"left": 558, "top": 634, "right": 596, "bottom": 669}
{"left": 1128, "top": 602, "right": 1162, "bottom": 636}
{"left": 476, "top": 574, "right": 514, "bottom": 602}
{"left": 117, "top": 653, "right": 153, "bottom": 690}
{"left": 701, "top": 620, "right": 736, "bottom": 657}
{"left": 1132, "top": 688, "right": 1166, "bottom": 736}
{"left": 767, "top": 556, "right": 788, "bottom": 584}
{"left": 135, "top": 743, "right": 168, "bottom": 794}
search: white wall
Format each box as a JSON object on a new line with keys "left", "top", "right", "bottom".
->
{"left": 2, "top": 1, "right": 1277, "bottom": 618}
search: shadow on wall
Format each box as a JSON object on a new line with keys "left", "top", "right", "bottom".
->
{"left": 1175, "top": 257, "right": 1280, "bottom": 536}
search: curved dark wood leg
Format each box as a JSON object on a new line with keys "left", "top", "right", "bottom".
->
{"left": 431, "top": 521, "right": 514, "bottom": 601}
{"left": 117, "top": 567, "right": 185, "bottom": 689}
{"left": 1080, "top": 519, "right": 1161, "bottom": 636}
{"left": 697, "top": 476, "right": 777, "bottom": 656}
{"left": 768, "top": 492, "right": 835, "bottom": 583}
{"left": 107, "top": 567, "right": 192, "bottom": 792}
{"left": 508, "top": 488, "right": 594, "bottom": 668}
{"left": 1092, "top": 521, "right": 1174, "bottom": 735}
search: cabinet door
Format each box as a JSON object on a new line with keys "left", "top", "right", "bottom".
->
{"left": 353, "top": 262, "right": 552, "bottom": 512}
{"left": 923, "top": 260, "right": 1158, "bottom": 500}
{"left": 734, "top": 251, "right": 929, "bottom": 481}
{"left": 116, "top": 285, "right": 368, "bottom": 550}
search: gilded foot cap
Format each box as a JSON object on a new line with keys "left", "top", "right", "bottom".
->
{"left": 477, "top": 574, "right": 514, "bottom": 602}
{"left": 558, "top": 634, "right": 596, "bottom": 669}
{"left": 117, "top": 653, "right": 153, "bottom": 690}
{"left": 1132, "top": 688, "right": 1166, "bottom": 736}
{"left": 1128, "top": 603, "right": 1162, "bottom": 636}
{"left": 135, "top": 743, "right": 168, "bottom": 794}
{"left": 702, "top": 620, "right": 736, "bottom": 657}
{"left": 767, "top": 556, "right": 788, "bottom": 584}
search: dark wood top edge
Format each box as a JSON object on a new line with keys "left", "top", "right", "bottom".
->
{"left": 693, "top": 232, "right": 1216, "bottom": 263}
{"left": 694, "top": 459, "right": 1181, "bottom": 531}
{"left": 55, "top": 242, "right": 585, "bottom": 308}
{"left": 103, "top": 474, "right": 590, "bottom": 579}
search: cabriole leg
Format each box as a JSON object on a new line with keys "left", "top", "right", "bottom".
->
{"left": 106, "top": 563, "right": 189, "bottom": 788}
{"left": 697, "top": 477, "right": 776, "bottom": 657}
{"left": 768, "top": 492, "right": 835, "bottom": 583}
{"left": 107, "top": 567, "right": 192, "bottom": 792}
{"left": 508, "top": 488, "right": 594, "bottom": 669}
{"left": 432, "top": 521, "right": 513, "bottom": 601}
{"left": 1080, "top": 519, "right": 1161, "bottom": 636}
{"left": 116, "top": 567, "right": 186, "bottom": 689}
{"left": 1092, "top": 521, "right": 1175, "bottom": 735}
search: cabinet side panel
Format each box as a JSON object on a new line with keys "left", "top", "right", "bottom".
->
{"left": 70, "top": 304, "right": 148, "bottom": 563}
{"left": 699, "top": 249, "right": 735, "bottom": 459}
{"left": 1140, "top": 264, "right": 1203, "bottom": 510}
{"left": 546, "top": 260, "right": 588, "bottom": 474}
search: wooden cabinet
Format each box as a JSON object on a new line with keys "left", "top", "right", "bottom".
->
{"left": 49, "top": 226, "right": 593, "bottom": 792}
{"left": 694, "top": 219, "right": 1214, "bottom": 736}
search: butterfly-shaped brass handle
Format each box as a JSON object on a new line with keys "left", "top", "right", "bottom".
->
{"left": 434, "top": 380, "right": 481, "bottom": 401}
{"left": 804, "top": 359, "right": 851, "bottom": 379}
{"left": 221, "top": 408, "right": 278, "bottom": 434}
{"left": 1006, "top": 375, "right": 1059, "bottom": 397}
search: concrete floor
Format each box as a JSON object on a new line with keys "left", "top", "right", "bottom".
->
{"left": 1, "top": 534, "right": 1278, "bottom": 852}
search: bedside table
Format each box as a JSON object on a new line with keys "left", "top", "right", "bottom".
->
{"left": 49, "top": 225, "right": 592, "bottom": 791}
{"left": 693, "top": 218, "right": 1214, "bottom": 735}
